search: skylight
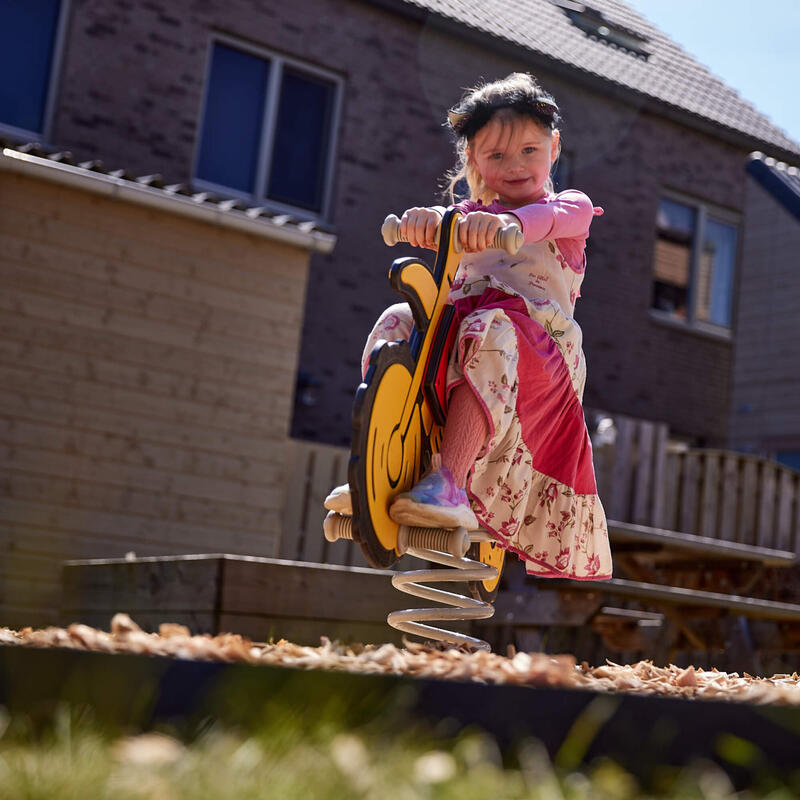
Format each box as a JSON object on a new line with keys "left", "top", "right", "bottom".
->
{"left": 550, "top": 0, "right": 652, "bottom": 58}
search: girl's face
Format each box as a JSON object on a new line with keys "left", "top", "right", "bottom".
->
{"left": 468, "top": 111, "right": 560, "bottom": 207}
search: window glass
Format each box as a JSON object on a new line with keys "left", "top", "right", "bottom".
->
{"left": 267, "top": 68, "right": 335, "bottom": 212}
{"left": 196, "top": 43, "right": 269, "bottom": 194}
{"left": 776, "top": 451, "right": 800, "bottom": 472}
{"left": 697, "top": 218, "right": 737, "bottom": 326}
{"left": 552, "top": 151, "right": 571, "bottom": 192}
{"left": 652, "top": 199, "right": 696, "bottom": 320}
{"left": 0, "top": 0, "right": 61, "bottom": 133}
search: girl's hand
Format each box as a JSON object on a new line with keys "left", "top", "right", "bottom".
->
{"left": 399, "top": 207, "right": 441, "bottom": 250}
{"left": 458, "top": 211, "right": 506, "bottom": 253}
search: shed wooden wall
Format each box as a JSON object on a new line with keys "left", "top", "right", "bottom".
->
{"left": 0, "top": 171, "right": 311, "bottom": 628}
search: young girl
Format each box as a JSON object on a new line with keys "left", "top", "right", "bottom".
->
{"left": 327, "top": 73, "right": 612, "bottom": 581}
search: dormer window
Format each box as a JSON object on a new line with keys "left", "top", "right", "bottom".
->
{"left": 551, "top": 0, "right": 651, "bottom": 58}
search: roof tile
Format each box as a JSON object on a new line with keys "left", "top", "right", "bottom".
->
{"left": 403, "top": 0, "right": 799, "bottom": 156}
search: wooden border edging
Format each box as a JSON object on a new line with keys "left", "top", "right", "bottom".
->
{"left": 607, "top": 520, "right": 797, "bottom": 566}
{"left": 555, "top": 577, "right": 800, "bottom": 622}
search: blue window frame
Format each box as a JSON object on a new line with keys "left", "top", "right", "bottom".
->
{"left": 195, "top": 40, "right": 340, "bottom": 217}
{"left": 652, "top": 195, "right": 739, "bottom": 330}
{"left": 0, "top": 0, "right": 64, "bottom": 136}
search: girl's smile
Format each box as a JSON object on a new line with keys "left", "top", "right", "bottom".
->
{"left": 468, "top": 111, "right": 560, "bottom": 208}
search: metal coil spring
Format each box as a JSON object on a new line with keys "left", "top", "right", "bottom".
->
{"left": 388, "top": 529, "right": 497, "bottom": 651}
{"left": 324, "top": 513, "right": 498, "bottom": 651}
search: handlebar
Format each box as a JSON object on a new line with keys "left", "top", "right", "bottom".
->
{"left": 381, "top": 214, "right": 523, "bottom": 255}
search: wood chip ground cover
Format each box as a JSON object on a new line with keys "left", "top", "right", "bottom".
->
{"left": 2, "top": 614, "right": 799, "bottom": 707}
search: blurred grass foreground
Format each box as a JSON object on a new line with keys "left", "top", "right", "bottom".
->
{"left": 1, "top": 696, "right": 799, "bottom": 800}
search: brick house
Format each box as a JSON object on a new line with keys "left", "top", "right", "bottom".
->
{"left": 2, "top": 0, "right": 798, "bottom": 449}
{"left": 729, "top": 153, "right": 800, "bottom": 469}
{"left": 2, "top": 0, "right": 800, "bottom": 624}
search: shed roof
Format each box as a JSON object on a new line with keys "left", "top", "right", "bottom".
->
{"left": 746, "top": 152, "right": 800, "bottom": 223}
{"left": 394, "top": 0, "right": 799, "bottom": 158}
{"left": 0, "top": 139, "right": 336, "bottom": 253}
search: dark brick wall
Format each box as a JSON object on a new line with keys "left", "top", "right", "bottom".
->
{"left": 729, "top": 178, "right": 800, "bottom": 454}
{"left": 49, "top": 0, "right": 749, "bottom": 446}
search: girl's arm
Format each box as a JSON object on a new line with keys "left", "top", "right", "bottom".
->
{"left": 507, "top": 190, "right": 602, "bottom": 243}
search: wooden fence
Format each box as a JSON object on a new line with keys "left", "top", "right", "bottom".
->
{"left": 281, "top": 414, "right": 800, "bottom": 564}
{"left": 280, "top": 438, "right": 369, "bottom": 567}
{"left": 661, "top": 449, "right": 800, "bottom": 554}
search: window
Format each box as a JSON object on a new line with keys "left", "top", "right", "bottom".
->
{"left": 551, "top": 0, "right": 651, "bottom": 58}
{"left": 552, "top": 151, "right": 571, "bottom": 192}
{"left": 651, "top": 195, "right": 739, "bottom": 329}
{"left": 776, "top": 451, "right": 800, "bottom": 472}
{"left": 0, "top": 0, "right": 66, "bottom": 138}
{"left": 195, "top": 39, "right": 341, "bottom": 217}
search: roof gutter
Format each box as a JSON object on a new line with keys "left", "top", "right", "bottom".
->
{"left": 0, "top": 147, "right": 337, "bottom": 255}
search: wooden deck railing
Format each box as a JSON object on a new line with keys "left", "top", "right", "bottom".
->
{"left": 280, "top": 415, "right": 800, "bottom": 564}
{"left": 661, "top": 449, "right": 800, "bottom": 554}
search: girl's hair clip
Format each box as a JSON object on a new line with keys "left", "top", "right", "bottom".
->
{"left": 447, "top": 96, "right": 560, "bottom": 138}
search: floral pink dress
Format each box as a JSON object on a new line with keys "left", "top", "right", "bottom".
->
{"left": 363, "top": 190, "right": 612, "bottom": 580}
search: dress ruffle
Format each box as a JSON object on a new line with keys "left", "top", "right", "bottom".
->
{"left": 448, "top": 285, "right": 612, "bottom": 580}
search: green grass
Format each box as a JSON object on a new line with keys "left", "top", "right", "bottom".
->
{"left": 1, "top": 702, "right": 799, "bottom": 800}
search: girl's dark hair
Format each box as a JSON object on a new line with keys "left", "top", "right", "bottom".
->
{"left": 444, "top": 73, "right": 561, "bottom": 203}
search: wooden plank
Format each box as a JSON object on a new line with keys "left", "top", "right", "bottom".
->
{"left": 2, "top": 417, "right": 283, "bottom": 487}
{"left": 775, "top": 468, "right": 795, "bottom": 553}
{"left": 0, "top": 519, "right": 205, "bottom": 569}
{"left": 679, "top": 452, "right": 700, "bottom": 534}
{"left": 591, "top": 425, "right": 614, "bottom": 504}
{"left": 62, "top": 556, "right": 221, "bottom": 614}
{"left": 487, "top": 583, "right": 601, "bottom": 626}
{"left": 699, "top": 452, "right": 719, "bottom": 539}
{"left": 0, "top": 195, "right": 307, "bottom": 298}
{"left": 756, "top": 462, "right": 777, "bottom": 550}
{"left": 649, "top": 423, "right": 668, "bottom": 529}
{"left": 0, "top": 362, "right": 288, "bottom": 441}
{"left": 631, "top": 421, "right": 654, "bottom": 525}
{"left": 718, "top": 454, "right": 739, "bottom": 543}
{"left": 0, "top": 441, "right": 283, "bottom": 510}
{"left": 0, "top": 253, "right": 300, "bottom": 347}
{"left": 0, "top": 230, "right": 300, "bottom": 322}
{"left": 0, "top": 305, "right": 295, "bottom": 393}
{"left": 738, "top": 459, "right": 759, "bottom": 545}
{"left": 0, "top": 333, "right": 295, "bottom": 420}
{"left": 217, "top": 557, "right": 421, "bottom": 622}
{"left": 606, "top": 519, "right": 796, "bottom": 565}
{"left": 558, "top": 577, "right": 800, "bottom": 621}
{"left": 0, "top": 387, "right": 284, "bottom": 463}
{"left": 280, "top": 439, "right": 306, "bottom": 560}
{"left": 216, "top": 615, "right": 401, "bottom": 646}
{"left": 322, "top": 449, "right": 352, "bottom": 566}
{"left": 608, "top": 416, "right": 634, "bottom": 521}
{"left": 3, "top": 463, "right": 281, "bottom": 537}
{"left": 0, "top": 177, "right": 311, "bottom": 278}
{"left": 660, "top": 452, "right": 680, "bottom": 531}
{"left": 303, "top": 447, "right": 334, "bottom": 564}
{"left": 794, "top": 473, "right": 800, "bottom": 557}
{"left": 3, "top": 496, "right": 281, "bottom": 557}
{"left": 0, "top": 285, "right": 298, "bottom": 374}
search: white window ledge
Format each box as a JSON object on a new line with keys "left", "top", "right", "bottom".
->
{"left": 649, "top": 309, "right": 732, "bottom": 343}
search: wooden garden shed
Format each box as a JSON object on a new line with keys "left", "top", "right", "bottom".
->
{"left": 0, "top": 143, "right": 335, "bottom": 628}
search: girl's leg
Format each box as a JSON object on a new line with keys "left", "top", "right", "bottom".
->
{"left": 388, "top": 383, "right": 487, "bottom": 529}
{"left": 360, "top": 302, "right": 414, "bottom": 378}
{"left": 326, "top": 303, "right": 414, "bottom": 515}
{"left": 440, "top": 383, "right": 489, "bottom": 488}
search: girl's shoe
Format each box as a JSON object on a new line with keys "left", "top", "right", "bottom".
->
{"left": 389, "top": 457, "right": 478, "bottom": 530}
{"left": 324, "top": 483, "right": 352, "bottom": 516}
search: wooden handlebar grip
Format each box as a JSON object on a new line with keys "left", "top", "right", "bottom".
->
{"left": 382, "top": 214, "right": 522, "bottom": 255}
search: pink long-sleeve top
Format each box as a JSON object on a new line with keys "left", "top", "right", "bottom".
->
{"left": 449, "top": 190, "right": 603, "bottom": 318}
